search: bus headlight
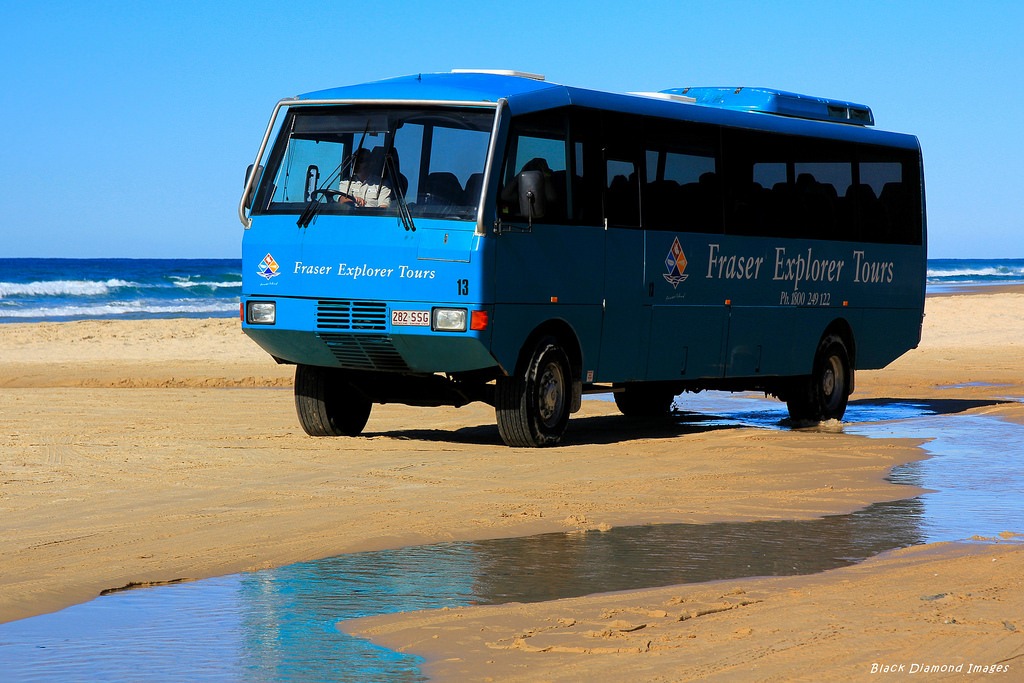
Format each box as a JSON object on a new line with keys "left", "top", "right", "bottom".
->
{"left": 432, "top": 307, "right": 467, "bottom": 332}
{"left": 246, "top": 300, "right": 276, "bottom": 325}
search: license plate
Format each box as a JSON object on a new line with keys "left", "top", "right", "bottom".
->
{"left": 391, "top": 310, "right": 430, "bottom": 327}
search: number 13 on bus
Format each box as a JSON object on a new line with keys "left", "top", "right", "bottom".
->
{"left": 239, "top": 70, "right": 925, "bottom": 447}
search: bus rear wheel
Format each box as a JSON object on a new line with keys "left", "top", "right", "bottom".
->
{"left": 786, "top": 334, "right": 851, "bottom": 423}
{"left": 294, "top": 364, "right": 372, "bottom": 437}
{"left": 495, "top": 336, "right": 571, "bottom": 447}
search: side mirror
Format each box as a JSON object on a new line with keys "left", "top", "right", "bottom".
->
{"left": 243, "top": 164, "right": 264, "bottom": 210}
{"left": 303, "top": 165, "right": 320, "bottom": 202}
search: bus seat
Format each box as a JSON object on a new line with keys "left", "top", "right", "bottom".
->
{"left": 420, "top": 172, "right": 464, "bottom": 206}
{"left": 380, "top": 147, "right": 408, "bottom": 195}
{"left": 606, "top": 173, "right": 639, "bottom": 226}
{"left": 796, "top": 173, "right": 837, "bottom": 236}
{"left": 548, "top": 170, "right": 567, "bottom": 219}
{"left": 463, "top": 173, "right": 484, "bottom": 205}
{"left": 880, "top": 182, "right": 912, "bottom": 244}
{"left": 645, "top": 179, "right": 680, "bottom": 227}
{"left": 844, "top": 184, "right": 879, "bottom": 241}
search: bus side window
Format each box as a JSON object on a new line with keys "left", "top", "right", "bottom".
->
{"left": 642, "top": 119, "right": 721, "bottom": 233}
{"left": 794, "top": 162, "right": 851, "bottom": 240}
{"left": 741, "top": 162, "right": 786, "bottom": 236}
{"left": 498, "top": 113, "right": 568, "bottom": 223}
{"left": 860, "top": 161, "right": 911, "bottom": 244}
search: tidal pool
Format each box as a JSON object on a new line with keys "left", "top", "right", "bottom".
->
{"left": 2, "top": 394, "right": 1020, "bottom": 682}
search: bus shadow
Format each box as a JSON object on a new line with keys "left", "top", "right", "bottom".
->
{"left": 364, "top": 397, "right": 1016, "bottom": 447}
{"left": 565, "top": 412, "right": 740, "bottom": 445}
{"left": 366, "top": 411, "right": 742, "bottom": 447}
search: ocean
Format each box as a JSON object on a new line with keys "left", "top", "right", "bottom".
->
{"left": 1, "top": 257, "right": 1022, "bottom": 323}
{"left": 1, "top": 258, "right": 241, "bottom": 323}
{"left": 926, "top": 258, "right": 1024, "bottom": 287}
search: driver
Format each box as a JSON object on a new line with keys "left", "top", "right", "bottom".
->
{"left": 339, "top": 148, "right": 392, "bottom": 208}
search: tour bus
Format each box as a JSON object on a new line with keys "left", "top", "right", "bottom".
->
{"left": 238, "top": 70, "right": 926, "bottom": 447}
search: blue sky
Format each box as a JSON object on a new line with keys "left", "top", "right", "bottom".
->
{"left": 2, "top": 1, "right": 1021, "bottom": 259}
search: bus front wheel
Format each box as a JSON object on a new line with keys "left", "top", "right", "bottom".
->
{"left": 495, "top": 337, "right": 571, "bottom": 447}
{"left": 294, "top": 365, "right": 372, "bottom": 437}
{"left": 786, "top": 334, "right": 851, "bottom": 423}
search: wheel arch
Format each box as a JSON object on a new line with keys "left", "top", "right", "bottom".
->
{"left": 514, "top": 318, "right": 583, "bottom": 377}
{"left": 821, "top": 317, "right": 856, "bottom": 368}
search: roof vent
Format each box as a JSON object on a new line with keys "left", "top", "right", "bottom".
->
{"left": 451, "top": 69, "right": 545, "bottom": 81}
{"left": 661, "top": 87, "right": 874, "bottom": 126}
{"left": 628, "top": 91, "right": 697, "bottom": 103}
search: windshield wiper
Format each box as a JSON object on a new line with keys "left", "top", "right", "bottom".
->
{"left": 381, "top": 136, "right": 415, "bottom": 232}
{"left": 296, "top": 186, "right": 324, "bottom": 228}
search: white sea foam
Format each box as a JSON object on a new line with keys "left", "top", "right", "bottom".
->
{"left": 927, "top": 261, "right": 1024, "bottom": 280}
{"left": 0, "top": 279, "right": 135, "bottom": 298}
{"left": 0, "top": 300, "right": 239, "bottom": 319}
{"left": 171, "top": 279, "right": 243, "bottom": 289}
{"left": 927, "top": 267, "right": 1019, "bottom": 278}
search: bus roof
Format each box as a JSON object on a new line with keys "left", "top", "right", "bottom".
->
{"left": 296, "top": 71, "right": 915, "bottom": 148}
{"left": 656, "top": 87, "right": 874, "bottom": 126}
{"left": 299, "top": 71, "right": 561, "bottom": 105}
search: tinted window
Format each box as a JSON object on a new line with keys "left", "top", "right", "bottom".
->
{"left": 723, "top": 129, "right": 921, "bottom": 245}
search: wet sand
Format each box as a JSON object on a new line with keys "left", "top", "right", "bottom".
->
{"left": 2, "top": 289, "right": 1023, "bottom": 679}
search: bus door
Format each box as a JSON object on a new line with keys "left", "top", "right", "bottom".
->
{"left": 641, "top": 135, "right": 729, "bottom": 382}
{"left": 597, "top": 146, "right": 647, "bottom": 381}
{"left": 492, "top": 112, "right": 606, "bottom": 373}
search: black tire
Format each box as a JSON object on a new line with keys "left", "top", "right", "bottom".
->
{"left": 786, "top": 334, "right": 852, "bottom": 422}
{"left": 614, "top": 384, "right": 676, "bottom": 417}
{"left": 495, "top": 336, "right": 572, "bottom": 447}
{"left": 294, "top": 364, "right": 372, "bottom": 437}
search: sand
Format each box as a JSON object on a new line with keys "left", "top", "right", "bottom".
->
{"left": 2, "top": 290, "right": 1023, "bottom": 680}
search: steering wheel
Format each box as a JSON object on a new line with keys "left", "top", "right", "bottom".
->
{"left": 311, "top": 188, "right": 355, "bottom": 203}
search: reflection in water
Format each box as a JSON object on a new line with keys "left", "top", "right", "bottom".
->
{"left": 463, "top": 501, "right": 924, "bottom": 604}
{"left": 1, "top": 395, "right": 1020, "bottom": 681}
{"left": 850, "top": 415, "right": 1024, "bottom": 543}
{"left": 0, "top": 500, "right": 925, "bottom": 681}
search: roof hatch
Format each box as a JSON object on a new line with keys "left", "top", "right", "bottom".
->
{"left": 451, "top": 69, "right": 545, "bottom": 81}
{"left": 657, "top": 87, "right": 874, "bottom": 126}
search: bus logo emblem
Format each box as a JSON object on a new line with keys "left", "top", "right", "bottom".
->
{"left": 664, "top": 238, "right": 689, "bottom": 288}
{"left": 257, "top": 253, "right": 280, "bottom": 280}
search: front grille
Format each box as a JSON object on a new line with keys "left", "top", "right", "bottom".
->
{"left": 316, "top": 300, "right": 387, "bottom": 331}
{"left": 317, "top": 333, "right": 409, "bottom": 371}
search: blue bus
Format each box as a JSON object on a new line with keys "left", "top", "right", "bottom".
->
{"left": 238, "top": 70, "right": 925, "bottom": 447}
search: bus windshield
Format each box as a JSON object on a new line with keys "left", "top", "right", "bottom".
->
{"left": 251, "top": 106, "right": 495, "bottom": 222}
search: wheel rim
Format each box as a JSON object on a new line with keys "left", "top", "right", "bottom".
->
{"left": 537, "top": 361, "right": 565, "bottom": 428}
{"left": 821, "top": 354, "right": 844, "bottom": 411}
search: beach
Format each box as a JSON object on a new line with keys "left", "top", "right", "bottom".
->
{"left": 2, "top": 290, "right": 1023, "bottom": 679}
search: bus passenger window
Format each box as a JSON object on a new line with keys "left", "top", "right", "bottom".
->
{"left": 644, "top": 150, "right": 719, "bottom": 231}
{"left": 794, "top": 162, "right": 850, "bottom": 239}
{"left": 860, "top": 161, "right": 912, "bottom": 244}
{"left": 729, "top": 162, "right": 784, "bottom": 236}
